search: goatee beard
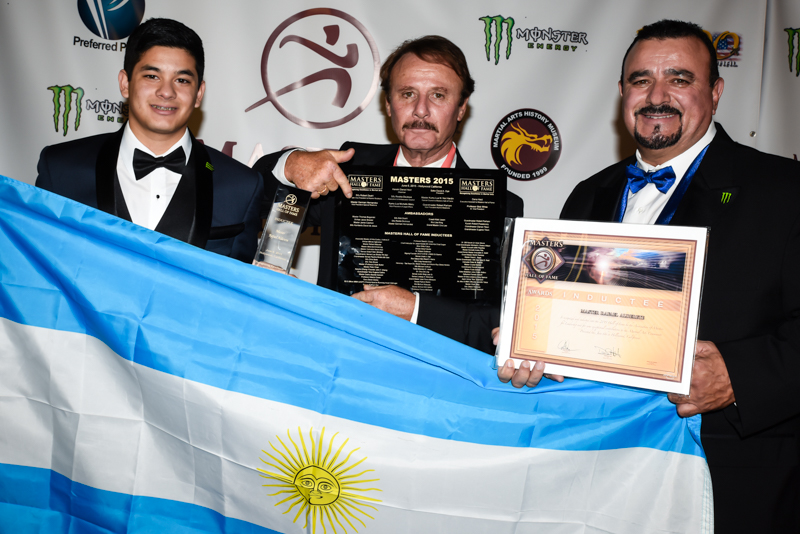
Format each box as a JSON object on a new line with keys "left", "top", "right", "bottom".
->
{"left": 633, "top": 105, "right": 682, "bottom": 150}
{"left": 634, "top": 124, "right": 681, "bottom": 150}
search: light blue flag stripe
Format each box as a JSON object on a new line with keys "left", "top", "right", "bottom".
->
{"left": 0, "top": 175, "right": 703, "bottom": 455}
{"left": 0, "top": 463, "right": 281, "bottom": 534}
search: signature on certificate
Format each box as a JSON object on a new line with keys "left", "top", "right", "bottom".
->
{"left": 595, "top": 346, "right": 621, "bottom": 358}
{"left": 558, "top": 340, "right": 577, "bottom": 353}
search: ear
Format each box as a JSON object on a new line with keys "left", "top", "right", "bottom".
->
{"left": 384, "top": 96, "right": 392, "bottom": 117}
{"left": 118, "top": 70, "right": 130, "bottom": 99}
{"left": 457, "top": 97, "right": 469, "bottom": 121}
{"left": 194, "top": 80, "right": 206, "bottom": 108}
{"left": 710, "top": 77, "right": 724, "bottom": 115}
{"left": 618, "top": 80, "right": 624, "bottom": 97}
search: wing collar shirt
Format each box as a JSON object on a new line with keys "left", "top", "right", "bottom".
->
{"left": 622, "top": 122, "right": 716, "bottom": 224}
{"left": 117, "top": 123, "right": 192, "bottom": 230}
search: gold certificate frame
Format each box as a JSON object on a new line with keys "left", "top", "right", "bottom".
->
{"left": 497, "top": 218, "right": 708, "bottom": 394}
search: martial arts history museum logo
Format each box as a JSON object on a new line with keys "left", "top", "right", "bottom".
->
{"left": 491, "top": 109, "right": 562, "bottom": 181}
{"left": 258, "top": 427, "right": 381, "bottom": 532}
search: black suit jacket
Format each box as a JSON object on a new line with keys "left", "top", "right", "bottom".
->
{"left": 36, "top": 128, "right": 263, "bottom": 262}
{"left": 561, "top": 124, "right": 800, "bottom": 532}
{"left": 254, "top": 142, "right": 524, "bottom": 353}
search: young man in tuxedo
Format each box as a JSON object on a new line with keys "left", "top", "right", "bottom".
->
{"left": 499, "top": 19, "right": 800, "bottom": 532}
{"left": 36, "top": 18, "right": 263, "bottom": 262}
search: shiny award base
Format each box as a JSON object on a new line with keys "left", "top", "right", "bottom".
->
{"left": 253, "top": 184, "right": 311, "bottom": 274}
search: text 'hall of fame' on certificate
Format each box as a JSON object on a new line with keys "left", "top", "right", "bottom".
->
{"left": 497, "top": 219, "right": 708, "bottom": 394}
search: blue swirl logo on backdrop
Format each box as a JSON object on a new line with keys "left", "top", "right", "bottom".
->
{"left": 77, "top": 0, "right": 145, "bottom": 40}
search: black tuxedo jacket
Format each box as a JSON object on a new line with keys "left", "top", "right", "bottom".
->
{"left": 36, "top": 128, "right": 263, "bottom": 262}
{"left": 254, "top": 142, "right": 524, "bottom": 353}
{"left": 561, "top": 124, "right": 800, "bottom": 532}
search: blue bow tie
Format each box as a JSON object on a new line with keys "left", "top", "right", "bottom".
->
{"left": 625, "top": 164, "right": 676, "bottom": 194}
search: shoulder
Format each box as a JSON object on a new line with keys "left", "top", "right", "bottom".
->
{"left": 203, "top": 144, "right": 262, "bottom": 182}
{"left": 39, "top": 132, "right": 112, "bottom": 162}
{"left": 574, "top": 157, "right": 632, "bottom": 193}
{"left": 340, "top": 142, "right": 398, "bottom": 166}
{"left": 707, "top": 127, "right": 800, "bottom": 190}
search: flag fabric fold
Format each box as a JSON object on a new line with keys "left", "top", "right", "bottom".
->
{"left": 0, "top": 175, "right": 711, "bottom": 533}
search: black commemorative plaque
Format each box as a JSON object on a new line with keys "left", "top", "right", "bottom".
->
{"left": 334, "top": 166, "right": 507, "bottom": 303}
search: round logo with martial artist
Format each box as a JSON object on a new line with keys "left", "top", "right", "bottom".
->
{"left": 491, "top": 108, "right": 561, "bottom": 181}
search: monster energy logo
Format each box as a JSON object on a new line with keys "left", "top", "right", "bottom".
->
{"left": 786, "top": 28, "right": 800, "bottom": 76}
{"left": 721, "top": 192, "right": 731, "bottom": 204}
{"left": 48, "top": 85, "right": 84, "bottom": 136}
{"left": 480, "top": 16, "right": 514, "bottom": 64}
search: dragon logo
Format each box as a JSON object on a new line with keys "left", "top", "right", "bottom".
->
{"left": 500, "top": 123, "right": 553, "bottom": 166}
{"left": 491, "top": 109, "right": 561, "bottom": 181}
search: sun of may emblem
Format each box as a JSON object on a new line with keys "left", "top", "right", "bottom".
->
{"left": 258, "top": 427, "right": 382, "bottom": 533}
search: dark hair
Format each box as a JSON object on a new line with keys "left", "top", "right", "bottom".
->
{"left": 620, "top": 19, "right": 719, "bottom": 87}
{"left": 123, "top": 18, "right": 205, "bottom": 83}
{"left": 380, "top": 35, "right": 475, "bottom": 105}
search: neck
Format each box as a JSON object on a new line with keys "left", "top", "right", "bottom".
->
{"left": 400, "top": 142, "right": 453, "bottom": 167}
{"left": 129, "top": 122, "right": 187, "bottom": 155}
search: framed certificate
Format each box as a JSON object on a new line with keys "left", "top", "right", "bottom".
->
{"left": 496, "top": 218, "right": 708, "bottom": 394}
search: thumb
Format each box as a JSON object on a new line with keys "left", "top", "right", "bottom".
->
{"left": 362, "top": 284, "right": 376, "bottom": 291}
{"left": 332, "top": 147, "right": 355, "bottom": 163}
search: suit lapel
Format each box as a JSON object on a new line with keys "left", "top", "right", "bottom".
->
{"left": 95, "top": 128, "right": 129, "bottom": 219}
{"left": 154, "top": 135, "right": 213, "bottom": 248}
{"left": 594, "top": 160, "right": 630, "bottom": 222}
{"left": 669, "top": 126, "right": 740, "bottom": 228}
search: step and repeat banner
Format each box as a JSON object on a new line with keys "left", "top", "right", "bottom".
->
{"left": 1, "top": 0, "right": 797, "bottom": 276}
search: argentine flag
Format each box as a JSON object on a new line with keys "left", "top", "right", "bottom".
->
{"left": 0, "top": 175, "right": 712, "bottom": 533}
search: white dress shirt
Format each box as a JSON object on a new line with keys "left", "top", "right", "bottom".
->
{"left": 622, "top": 122, "right": 716, "bottom": 224}
{"left": 117, "top": 123, "right": 192, "bottom": 230}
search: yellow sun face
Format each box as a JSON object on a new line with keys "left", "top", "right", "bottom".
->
{"left": 294, "top": 465, "right": 341, "bottom": 505}
{"left": 258, "top": 427, "right": 382, "bottom": 533}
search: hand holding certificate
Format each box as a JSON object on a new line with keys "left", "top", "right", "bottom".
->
{"left": 496, "top": 218, "right": 708, "bottom": 394}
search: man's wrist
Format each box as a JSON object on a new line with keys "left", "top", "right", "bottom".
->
{"left": 274, "top": 148, "right": 305, "bottom": 186}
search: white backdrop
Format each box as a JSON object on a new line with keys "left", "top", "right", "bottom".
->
{"left": 1, "top": 0, "right": 797, "bottom": 277}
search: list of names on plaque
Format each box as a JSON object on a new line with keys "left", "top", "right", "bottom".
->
{"left": 335, "top": 167, "right": 506, "bottom": 302}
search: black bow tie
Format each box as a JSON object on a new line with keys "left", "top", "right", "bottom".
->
{"left": 132, "top": 147, "right": 186, "bottom": 180}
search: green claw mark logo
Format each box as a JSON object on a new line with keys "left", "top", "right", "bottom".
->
{"left": 721, "top": 191, "right": 732, "bottom": 204}
{"left": 786, "top": 28, "right": 800, "bottom": 76}
{"left": 48, "top": 85, "right": 85, "bottom": 136}
{"left": 480, "top": 16, "right": 514, "bottom": 64}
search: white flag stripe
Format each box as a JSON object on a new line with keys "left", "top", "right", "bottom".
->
{"left": 0, "top": 318, "right": 710, "bottom": 533}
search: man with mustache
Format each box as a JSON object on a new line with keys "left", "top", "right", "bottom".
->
{"left": 255, "top": 35, "right": 522, "bottom": 353}
{"left": 500, "top": 19, "right": 800, "bottom": 531}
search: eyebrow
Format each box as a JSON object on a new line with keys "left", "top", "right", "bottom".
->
{"left": 626, "top": 68, "right": 696, "bottom": 83}
{"left": 138, "top": 64, "right": 197, "bottom": 79}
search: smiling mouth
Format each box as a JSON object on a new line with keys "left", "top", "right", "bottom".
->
{"left": 636, "top": 105, "right": 681, "bottom": 121}
{"left": 151, "top": 105, "right": 177, "bottom": 111}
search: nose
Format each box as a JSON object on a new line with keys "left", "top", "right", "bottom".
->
{"left": 645, "top": 78, "right": 670, "bottom": 106}
{"left": 413, "top": 96, "right": 430, "bottom": 119}
{"left": 157, "top": 79, "right": 176, "bottom": 100}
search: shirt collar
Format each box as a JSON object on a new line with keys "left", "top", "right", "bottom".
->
{"left": 636, "top": 122, "right": 716, "bottom": 179}
{"left": 395, "top": 143, "right": 458, "bottom": 168}
{"left": 119, "top": 123, "right": 192, "bottom": 167}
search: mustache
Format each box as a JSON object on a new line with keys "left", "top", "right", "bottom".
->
{"left": 402, "top": 120, "right": 438, "bottom": 132}
{"left": 635, "top": 105, "right": 682, "bottom": 117}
